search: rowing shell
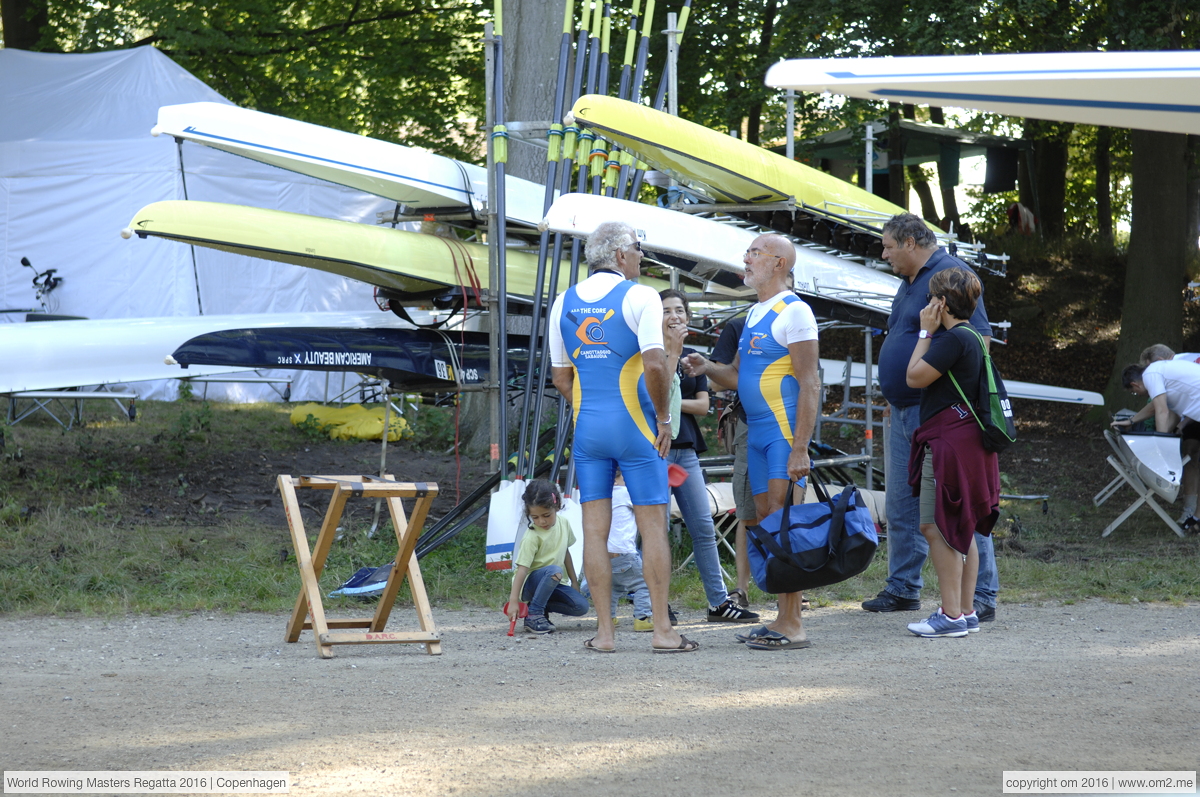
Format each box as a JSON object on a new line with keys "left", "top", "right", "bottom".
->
{"left": 172, "top": 326, "right": 534, "bottom": 393}
{"left": 1116, "top": 432, "right": 1185, "bottom": 503}
{"left": 0, "top": 310, "right": 409, "bottom": 394}
{"left": 541, "top": 193, "right": 902, "bottom": 321}
{"left": 568, "top": 94, "right": 927, "bottom": 229}
{"left": 153, "top": 102, "right": 548, "bottom": 225}
{"left": 123, "top": 200, "right": 682, "bottom": 301}
{"left": 126, "top": 200, "right": 551, "bottom": 300}
{"left": 765, "top": 51, "right": 1200, "bottom": 137}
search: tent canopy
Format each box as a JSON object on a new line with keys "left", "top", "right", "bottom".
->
{"left": 0, "top": 47, "right": 401, "bottom": 401}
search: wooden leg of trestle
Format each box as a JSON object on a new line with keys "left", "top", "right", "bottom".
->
{"left": 280, "top": 475, "right": 441, "bottom": 658}
{"left": 280, "top": 475, "right": 335, "bottom": 658}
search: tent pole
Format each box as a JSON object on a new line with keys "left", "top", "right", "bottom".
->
{"left": 174, "top": 138, "right": 204, "bottom": 316}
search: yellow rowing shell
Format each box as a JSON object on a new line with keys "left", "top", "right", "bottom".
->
{"left": 125, "top": 200, "right": 599, "bottom": 298}
{"left": 570, "top": 94, "right": 927, "bottom": 228}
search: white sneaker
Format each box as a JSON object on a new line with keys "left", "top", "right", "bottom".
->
{"left": 907, "top": 608, "right": 969, "bottom": 638}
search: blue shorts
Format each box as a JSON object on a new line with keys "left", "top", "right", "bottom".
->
{"left": 574, "top": 433, "right": 668, "bottom": 506}
{"left": 746, "top": 419, "right": 793, "bottom": 496}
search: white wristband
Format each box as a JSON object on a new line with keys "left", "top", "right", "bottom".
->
{"left": 918, "top": 330, "right": 930, "bottom": 339}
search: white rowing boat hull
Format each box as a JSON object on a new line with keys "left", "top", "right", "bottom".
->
{"left": 766, "top": 52, "right": 1200, "bottom": 136}
{"left": 541, "top": 193, "right": 901, "bottom": 311}
{"left": 1005, "top": 380, "right": 1103, "bottom": 406}
{"left": 1117, "top": 433, "right": 1184, "bottom": 503}
{"left": 0, "top": 310, "right": 411, "bottom": 394}
{"left": 153, "top": 102, "right": 549, "bottom": 225}
{"left": 816, "top": 360, "right": 1103, "bottom": 405}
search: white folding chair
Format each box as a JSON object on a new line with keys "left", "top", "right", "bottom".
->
{"left": 671, "top": 482, "right": 737, "bottom": 579}
{"left": 1093, "top": 430, "right": 1187, "bottom": 538}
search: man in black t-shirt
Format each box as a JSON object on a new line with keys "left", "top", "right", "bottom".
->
{"left": 710, "top": 317, "right": 756, "bottom": 604}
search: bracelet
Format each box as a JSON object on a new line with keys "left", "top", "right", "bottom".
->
{"left": 657, "top": 414, "right": 672, "bottom": 426}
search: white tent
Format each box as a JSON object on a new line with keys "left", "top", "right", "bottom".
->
{"left": 0, "top": 47, "right": 405, "bottom": 401}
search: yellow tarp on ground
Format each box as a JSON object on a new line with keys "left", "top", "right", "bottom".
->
{"left": 290, "top": 403, "right": 409, "bottom": 442}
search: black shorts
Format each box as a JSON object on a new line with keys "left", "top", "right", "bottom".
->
{"left": 1182, "top": 422, "right": 1200, "bottom": 442}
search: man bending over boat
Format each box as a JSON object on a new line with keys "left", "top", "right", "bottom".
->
{"left": 1139, "top": 344, "right": 1200, "bottom": 367}
{"left": 683, "top": 233, "right": 821, "bottom": 651}
{"left": 547, "top": 221, "right": 698, "bottom": 654}
{"left": 1114, "top": 361, "right": 1200, "bottom": 531}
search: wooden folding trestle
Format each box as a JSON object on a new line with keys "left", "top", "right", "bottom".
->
{"left": 279, "top": 474, "right": 441, "bottom": 658}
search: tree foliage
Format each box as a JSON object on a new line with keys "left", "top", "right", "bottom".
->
{"left": 5, "top": 0, "right": 487, "bottom": 161}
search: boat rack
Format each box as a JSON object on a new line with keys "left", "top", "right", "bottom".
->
{"left": 671, "top": 196, "right": 1009, "bottom": 278}
{"left": 5, "top": 387, "right": 137, "bottom": 430}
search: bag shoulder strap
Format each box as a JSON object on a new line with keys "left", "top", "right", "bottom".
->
{"left": 946, "top": 326, "right": 987, "bottom": 431}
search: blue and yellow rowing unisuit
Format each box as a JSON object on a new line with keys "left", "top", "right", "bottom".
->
{"left": 738, "top": 294, "right": 802, "bottom": 495}
{"left": 560, "top": 280, "right": 667, "bottom": 505}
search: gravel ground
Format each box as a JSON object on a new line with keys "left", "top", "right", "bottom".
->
{"left": 3, "top": 600, "right": 1198, "bottom": 796}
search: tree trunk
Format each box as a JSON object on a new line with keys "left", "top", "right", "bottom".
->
{"left": 907, "top": 165, "right": 940, "bottom": 224}
{"left": 456, "top": 392, "right": 492, "bottom": 458}
{"left": 1, "top": 0, "right": 50, "bottom": 50}
{"left": 1096, "top": 126, "right": 1114, "bottom": 247}
{"left": 1103, "top": 130, "right": 1190, "bottom": 409}
{"left": 1017, "top": 149, "right": 1035, "bottom": 220}
{"left": 502, "top": 0, "right": 569, "bottom": 185}
{"left": 888, "top": 104, "right": 906, "bottom": 209}
{"left": 903, "top": 105, "right": 938, "bottom": 223}
{"left": 939, "top": 180, "right": 961, "bottom": 234}
{"left": 744, "top": 0, "right": 777, "bottom": 146}
{"left": 927, "top": 107, "right": 961, "bottom": 231}
{"left": 1033, "top": 134, "right": 1070, "bottom": 238}
{"left": 467, "top": 0, "right": 566, "bottom": 460}
{"left": 1187, "top": 135, "right": 1200, "bottom": 260}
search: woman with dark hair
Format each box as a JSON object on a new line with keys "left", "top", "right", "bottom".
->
{"left": 903, "top": 267, "right": 1001, "bottom": 638}
{"left": 660, "top": 289, "right": 759, "bottom": 623}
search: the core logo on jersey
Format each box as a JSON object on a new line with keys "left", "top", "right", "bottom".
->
{"left": 570, "top": 308, "right": 616, "bottom": 359}
{"left": 747, "top": 332, "right": 770, "bottom": 353}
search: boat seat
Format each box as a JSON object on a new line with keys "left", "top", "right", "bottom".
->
{"left": 1093, "top": 429, "right": 1188, "bottom": 538}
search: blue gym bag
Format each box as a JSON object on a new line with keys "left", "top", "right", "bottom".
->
{"left": 746, "top": 479, "right": 878, "bottom": 594}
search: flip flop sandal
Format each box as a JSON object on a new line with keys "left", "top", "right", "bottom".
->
{"left": 734, "top": 625, "right": 771, "bottom": 643}
{"left": 652, "top": 634, "right": 700, "bottom": 654}
{"left": 584, "top": 637, "right": 615, "bottom": 653}
{"left": 745, "top": 631, "right": 812, "bottom": 651}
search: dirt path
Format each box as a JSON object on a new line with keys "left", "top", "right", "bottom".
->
{"left": 2, "top": 600, "right": 1197, "bottom": 796}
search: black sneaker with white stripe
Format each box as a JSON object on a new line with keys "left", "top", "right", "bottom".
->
{"left": 707, "top": 598, "right": 760, "bottom": 623}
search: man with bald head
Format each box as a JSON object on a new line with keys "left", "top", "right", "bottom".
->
{"left": 548, "top": 220, "right": 697, "bottom": 654}
{"left": 684, "top": 234, "right": 821, "bottom": 650}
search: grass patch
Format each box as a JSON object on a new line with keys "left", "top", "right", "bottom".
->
{"left": 1, "top": 401, "right": 1197, "bottom": 617}
{"left": 0, "top": 503, "right": 510, "bottom": 615}
{"left": 2, "top": 498, "right": 1196, "bottom": 617}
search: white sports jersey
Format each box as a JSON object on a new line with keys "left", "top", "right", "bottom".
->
{"left": 548, "top": 271, "right": 664, "bottom": 368}
{"left": 1142, "top": 359, "right": 1200, "bottom": 421}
